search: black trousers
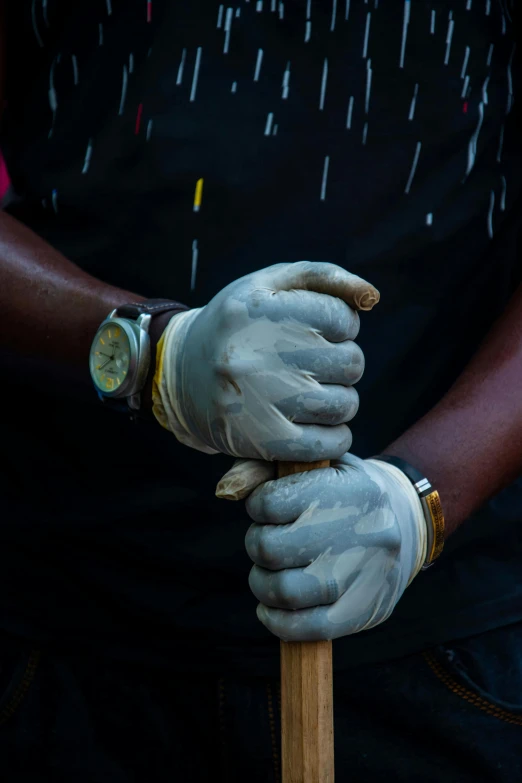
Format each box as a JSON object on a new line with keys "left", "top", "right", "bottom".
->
{"left": 1, "top": 622, "right": 522, "bottom": 782}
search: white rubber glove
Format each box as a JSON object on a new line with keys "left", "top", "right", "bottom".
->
{"left": 153, "top": 262, "right": 379, "bottom": 461}
{"left": 222, "top": 454, "right": 427, "bottom": 642}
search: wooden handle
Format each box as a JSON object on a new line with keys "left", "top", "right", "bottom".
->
{"left": 278, "top": 460, "right": 334, "bottom": 783}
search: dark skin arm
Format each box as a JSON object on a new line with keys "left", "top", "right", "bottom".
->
{"left": 0, "top": 209, "right": 143, "bottom": 376}
{"left": 1, "top": 13, "right": 519, "bottom": 505}
{"left": 0, "top": 8, "right": 142, "bottom": 382}
{"left": 384, "top": 283, "right": 522, "bottom": 538}
{"left": 2, "top": 167, "right": 520, "bottom": 510}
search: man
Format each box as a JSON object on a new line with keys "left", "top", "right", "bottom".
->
{"left": 1, "top": 2, "right": 521, "bottom": 781}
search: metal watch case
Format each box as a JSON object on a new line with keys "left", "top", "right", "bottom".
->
{"left": 90, "top": 310, "right": 151, "bottom": 410}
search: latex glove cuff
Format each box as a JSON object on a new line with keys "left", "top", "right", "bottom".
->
{"left": 152, "top": 308, "right": 219, "bottom": 455}
{"left": 366, "top": 459, "right": 427, "bottom": 583}
{"left": 374, "top": 455, "right": 445, "bottom": 569}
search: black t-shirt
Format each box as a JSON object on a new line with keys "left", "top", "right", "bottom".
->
{"left": 0, "top": 0, "right": 521, "bottom": 675}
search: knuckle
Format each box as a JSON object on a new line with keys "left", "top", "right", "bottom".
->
{"left": 343, "top": 342, "right": 365, "bottom": 384}
{"left": 274, "top": 571, "right": 299, "bottom": 609}
{"left": 221, "top": 295, "right": 247, "bottom": 318}
{"left": 217, "top": 296, "right": 248, "bottom": 332}
{"left": 340, "top": 387, "right": 359, "bottom": 422}
{"left": 323, "top": 388, "right": 359, "bottom": 425}
{"left": 246, "top": 486, "right": 275, "bottom": 524}
{"left": 257, "top": 488, "right": 283, "bottom": 523}
{"left": 245, "top": 493, "right": 264, "bottom": 524}
{"left": 329, "top": 302, "right": 360, "bottom": 342}
{"left": 320, "top": 426, "right": 352, "bottom": 459}
{"left": 247, "top": 528, "right": 280, "bottom": 569}
{"left": 245, "top": 524, "right": 262, "bottom": 562}
{"left": 258, "top": 541, "right": 279, "bottom": 569}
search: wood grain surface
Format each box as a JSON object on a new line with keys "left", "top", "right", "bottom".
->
{"left": 278, "top": 459, "right": 334, "bottom": 783}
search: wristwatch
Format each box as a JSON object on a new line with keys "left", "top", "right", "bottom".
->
{"left": 89, "top": 299, "right": 187, "bottom": 412}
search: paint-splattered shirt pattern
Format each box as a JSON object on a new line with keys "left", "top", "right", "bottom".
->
{"left": 3, "top": 0, "right": 518, "bottom": 304}
{"left": 0, "top": 1, "right": 521, "bottom": 673}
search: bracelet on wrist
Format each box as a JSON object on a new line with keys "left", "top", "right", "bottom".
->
{"left": 374, "top": 454, "right": 445, "bottom": 569}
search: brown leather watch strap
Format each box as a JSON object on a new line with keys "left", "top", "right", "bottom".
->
{"left": 116, "top": 299, "right": 188, "bottom": 320}
{"left": 115, "top": 299, "right": 189, "bottom": 418}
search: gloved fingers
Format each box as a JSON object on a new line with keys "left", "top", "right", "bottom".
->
{"left": 277, "top": 385, "right": 359, "bottom": 426}
{"left": 259, "top": 288, "right": 360, "bottom": 342}
{"left": 276, "top": 342, "right": 365, "bottom": 386}
{"left": 246, "top": 466, "right": 340, "bottom": 524}
{"left": 277, "top": 422, "right": 352, "bottom": 463}
{"left": 249, "top": 544, "right": 379, "bottom": 604}
{"left": 216, "top": 428, "right": 348, "bottom": 502}
{"left": 256, "top": 548, "right": 400, "bottom": 640}
{"left": 256, "top": 602, "right": 337, "bottom": 641}
{"left": 232, "top": 423, "right": 351, "bottom": 464}
{"left": 245, "top": 506, "right": 366, "bottom": 570}
{"left": 257, "top": 261, "right": 380, "bottom": 312}
{"left": 249, "top": 564, "right": 344, "bottom": 609}
{"left": 246, "top": 522, "right": 305, "bottom": 569}
{"left": 256, "top": 423, "right": 353, "bottom": 463}
{"left": 215, "top": 459, "right": 276, "bottom": 501}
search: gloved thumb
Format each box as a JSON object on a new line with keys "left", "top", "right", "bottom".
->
{"left": 260, "top": 261, "right": 380, "bottom": 312}
{"left": 216, "top": 459, "right": 276, "bottom": 500}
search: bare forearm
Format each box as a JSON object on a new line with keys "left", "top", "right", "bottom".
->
{"left": 0, "top": 210, "right": 141, "bottom": 373}
{"left": 384, "top": 283, "right": 522, "bottom": 537}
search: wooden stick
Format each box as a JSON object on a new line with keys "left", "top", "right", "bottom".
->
{"left": 278, "top": 460, "right": 334, "bottom": 783}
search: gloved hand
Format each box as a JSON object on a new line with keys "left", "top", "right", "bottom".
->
{"left": 153, "top": 262, "right": 379, "bottom": 461}
{"left": 225, "top": 454, "right": 427, "bottom": 641}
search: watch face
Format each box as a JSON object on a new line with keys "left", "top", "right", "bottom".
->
{"left": 90, "top": 322, "right": 131, "bottom": 394}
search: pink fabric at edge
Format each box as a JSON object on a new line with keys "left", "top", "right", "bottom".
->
{"left": 0, "top": 151, "right": 10, "bottom": 201}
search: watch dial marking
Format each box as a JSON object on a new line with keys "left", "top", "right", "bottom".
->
{"left": 90, "top": 324, "right": 131, "bottom": 393}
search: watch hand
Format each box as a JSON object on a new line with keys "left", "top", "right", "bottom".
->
{"left": 99, "top": 352, "right": 112, "bottom": 359}
{"left": 99, "top": 359, "right": 112, "bottom": 370}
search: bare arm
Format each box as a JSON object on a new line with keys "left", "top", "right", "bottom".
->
{"left": 0, "top": 210, "right": 142, "bottom": 375}
{"left": 384, "top": 282, "right": 522, "bottom": 537}
{"left": 0, "top": 11, "right": 140, "bottom": 380}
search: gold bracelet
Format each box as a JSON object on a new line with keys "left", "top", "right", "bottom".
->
{"left": 420, "top": 490, "right": 445, "bottom": 568}
{"left": 375, "top": 455, "right": 445, "bottom": 569}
